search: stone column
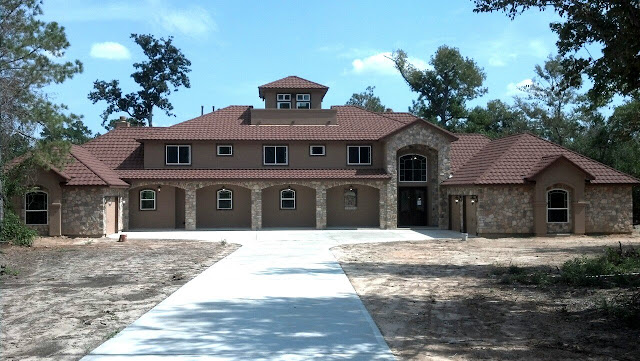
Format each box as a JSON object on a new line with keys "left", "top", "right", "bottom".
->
{"left": 185, "top": 188, "right": 196, "bottom": 230}
{"left": 315, "top": 186, "right": 327, "bottom": 229}
{"left": 251, "top": 187, "right": 262, "bottom": 230}
{"left": 378, "top": 183, "right": 387, "bottom": 229}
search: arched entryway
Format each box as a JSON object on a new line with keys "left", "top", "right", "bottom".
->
{"left": 326, "top": 184, "right": 380, "bottom": 228}
{"left": 196, "top": 184, "right": 251, "bottom": 228}
{"left": 396, "top": 145, "right": 438, "bottom": 227}
{"left": 261, "top": 184, "right": 316, "bottom": 228}
{"left": 129, "top": 184, "right": 184, "bottom": 229}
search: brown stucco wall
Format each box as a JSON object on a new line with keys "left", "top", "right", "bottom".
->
{"left": 585, "top": 185, "right": 633, "bottom": 233}
{"left": 326, "top": 184, "right": 379, "bottom": 228}
{"left": 129, "top": 185, "right": 176, "bottom": 229}
{"left": 262, "top": 184, "right": 316, "bottom": 228}
{"left": 12, "top": 169, "right": 64, "bottom": 236}
{"left": 196, "top": 185, "right": 251, "bottom": 228}
{"left": 262, "top": 89, "right": 325, "bottom": 109}
{"left": 143, "top": 141, "right": 384, "bottom": 169}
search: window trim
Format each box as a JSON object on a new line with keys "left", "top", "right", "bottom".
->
{"left": 24, "top": 190, "right": 48, "bottom": 225}
{"left": 139, "top": 189, "right": 157, "bottom": 211}
{"left": 296, "top": 101, "right": 310, "bottom": 109}
{"left": 347, "top": 145, "right": 372, "bottom": 166}
{"left": 216, "top": 144, "right": 233, "bottom": 156}
{"left": 216, "top": 189, "right": 233, "bottom": 210}
{"left": 296, "top": 93, "right": 310, "bottom": 101}
{"left": 398, "top": 154, "right": 428, "bottom": 182}
{"left": 309, "top": 145, "right": 326, "bottom": 156}
{"left": 263, "top": 145, "right": 289, "bottom": 166}
{"left": 546, "top": 189, "right": 569, "bottom": 223}
{"left": 165, "top": 144, "right": 191, "bottom": 166}
{"left": 277, "top": 93, "right": 291, "bottom": 101}
{"left": 280, "top": 188, "right": 296, "bottom": 210}
{"left": 277, "top": 102, "right": 291, "bottom": 109}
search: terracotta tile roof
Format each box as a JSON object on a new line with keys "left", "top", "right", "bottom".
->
{"left": 83, "top": 127, "right": 160, "bottom": 170}
{"left": 450, "top": 134, "right": 492, "bottom": 173}
{"left": 117, "top": 168, "right": 391, "bottom": 180}
{"left": 444, "top": 133, "right": 639, "bottom": 185}
{"left": 65, "top": 145, "right": 128, "bottom": 186}
{"left": 258, "top": 76, "right": 328, "bottom": 90}
{"left": 137, "top": 105, "right": 416, "bottom": 141}
{"left": 525, "top": 154, "right": 596, "bottom": 181}
{"left": 379, "top": 112, "right": 458, "bottom": 141}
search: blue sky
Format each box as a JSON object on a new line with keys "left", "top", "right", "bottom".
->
{"left": 42, "top": 0, "right": 564, "bottom": 133}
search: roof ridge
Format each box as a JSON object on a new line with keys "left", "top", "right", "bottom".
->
{"left": 453, "top": 133, "right": 492, "bottom": 139}
{"left": 69, "top": 146, "right": 109, "bottom": 185}
{"left": 259, "top": 75, "right": 328, "bottom": 89}
{"left": 473, "top": 133, "right": 526, "bottom": 184}
{"left": 521, "top": 132, "right": 640, "bottom": 182}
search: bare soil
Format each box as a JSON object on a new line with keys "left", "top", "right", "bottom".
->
{"left": 332, "top": 234, "right": 640, "bottom": 361}
{"left": 0, "top": 237, "right": 239, "bottom": 361}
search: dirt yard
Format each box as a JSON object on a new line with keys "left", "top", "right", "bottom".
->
{"left": 0, "top": 237, "right": 239, "bottom": 361}
{"left": 333, "top": 234, "right": 640, "bottom": 361}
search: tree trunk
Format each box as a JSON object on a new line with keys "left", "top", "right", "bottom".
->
{"left": 0, "top": 145, "right": 4, "bottom": 229}
{"left": 147, "top": 108, "right": 153, "bottom": 127}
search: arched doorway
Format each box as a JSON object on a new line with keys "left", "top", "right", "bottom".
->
{"left": 397, "top": 153, "right": 429, "bottom": 227}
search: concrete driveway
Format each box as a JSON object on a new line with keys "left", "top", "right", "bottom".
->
{"left": 82, "top": 229, "right": 461, "bottom": 360}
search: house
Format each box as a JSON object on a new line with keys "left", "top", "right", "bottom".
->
{"left": 12, "top": 76, "right": 638, "bottom": 237}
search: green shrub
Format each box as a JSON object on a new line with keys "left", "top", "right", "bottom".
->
{"left": 0, "top": 209, "right": 37, "bottom": 246}
{"left": 561, "top": 245, "right": 640, "bottom": 287}
{"left": 598, "top": 292, "right": 640, "bottom": 329}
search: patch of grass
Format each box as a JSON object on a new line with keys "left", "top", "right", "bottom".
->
{"left": 493, "top": 243, "right": 640, "bottom": 287}
{"left": 0, "top": 265, "right": 19, "bottom": 276}
{"left": 105, "top": 329, "right": 120, "bottom": 340}
{"left": 597, "top": 292, "right": 640, "bottom": 329}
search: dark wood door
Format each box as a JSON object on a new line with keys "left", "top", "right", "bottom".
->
{"left": 398, "top": 187, "right": 427, "bottom": 227}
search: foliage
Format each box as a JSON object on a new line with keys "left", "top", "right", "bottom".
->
{"left": 473, "top": 0, "right": 640, "bottom": 100}
{"left": 597, "top": 292, "right": 640, "bottom": 329}
{"left": 88, "top": 34, "right": 192, "bottom": 128}
{"left": 346, "top": 86, "right": 386, "bottom": 112}
{"left": 391, "top": 46, "right": 487, "bottom": 128}
{"left": 454, "top": 99, "right": 531, "bottom": 137}
{"left": 492, "top": 244, "right": 640, "bottom": 287}
{"left": 39, "top": 106, "right": 93, "bottom": 144}
{"left": 515, "top": 55, "right": 583, "bottom": 146}
{"left": 0, "top": 0, "right": 85, "bottom": 226}
{"left": 0, "top": 209, "right": 37, "bottom": 246}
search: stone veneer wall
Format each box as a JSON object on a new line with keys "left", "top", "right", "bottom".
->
{"left": 61, "top": 186, "right": 128, "bottom": 236}
{"left": 384, "top": 122, "right": 453, "bottom": 229}
{"left": 445, "top": 185, "right": 535, "bottom": 235}
{"left": 585, "top": 185, "right": 633, "bottom": 233}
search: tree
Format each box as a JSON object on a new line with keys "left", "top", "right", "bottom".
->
{"left": 456, "top": 99, "right": 531, "bottom": 138}
{"left": 346, "top": 86, "right": 387, "bottom": 112}
{"left": 88, "top": 34, "right": 192, "bottom": 128}
{"left": 473, "top": 0, "right": 640, "bottom": 100}
{"left": 515, "top": 55, "right": 584, "bottom": 146}
{"left": 1, "top": 0, "right": 84, "bottom": 228}
{"left": 391, "top": 46, "right": 487, "bottom": 129}
{"left": 40, "top": 110, "right": 93, "bottom": 144}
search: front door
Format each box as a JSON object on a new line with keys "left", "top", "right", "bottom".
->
{"left": 398, "top": 187, "right": 427, "bottom": 227}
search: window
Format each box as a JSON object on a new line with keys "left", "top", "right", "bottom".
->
{"left": 280, "top": 189, "right": 296, "bottom": 209}
{"left": 347, "top": 145, "right": 372, "bottom": 165}
{"left": 25, "top": 191, "right": 47, "bottom": 225}
{"left": 344, "top": 188, "right": 357, "bottom": 210}
{"left": 166, "top": 145, "right": 191, "bottom": 165}
{"left": 139, "top": 190, "right": 156, "bottom": 211}
{"left": 217, "top": 145, "right": 233, "bottom": 156}
{"left": 398, "top": 154, "right": 427, "bottom": 182}
{"left": 217, "top": 189, "right": 233, "bottom": 210}
{"left": 309, "top": 145, "right": 325, "bottom": 156}
{"left": 296, "top": 93, "right": 310, "bottom": 109}
{"left": 547, "top": 189, "right": 569, "bottom": 223}
{"left": 277, "top": 94, "right": 291, "bottom": 109}
{"left": 263, "top": 145, "right": 288, "bottom": 165}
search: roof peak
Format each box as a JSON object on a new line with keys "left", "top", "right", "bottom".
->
{"left": 258, "top": 76, "right": 328, "bottom": 90}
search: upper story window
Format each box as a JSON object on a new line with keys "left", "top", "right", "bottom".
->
{"left": 547, "top": 189, "right": 569, "bottom": 223}
{"left": 139, "top": 189, "right": 156, "bottom": 211}
{"left": 25, "top": 191, "right": 47, "bottom": 225}
{"left": 309, "top": 145, "right": 325, "bottom": 156}
{"left": 217, "top": 189, "right": 233, "bottom": 210}
{"left": 263, "top": 145, "right": 288, "bottom": 165}
{"left": 280, "top": 188, "right": 296, "bottom": 209}
{"left": 398, "top": 154, "right": 427, "bottom": 182}
{"left": 347, "top": 145, "right": 372, "bottom": 165}
{"left": 296, "top": 94, "right": 310, "bottom": 109}
{"left": 277, "top": 94, "right": 291, "bottom": 109}
{"left": 166, "top": 145, "right": 191, "bottom": 165}
{"left": 217, "top": 145, "right": 233, "bottom": 156}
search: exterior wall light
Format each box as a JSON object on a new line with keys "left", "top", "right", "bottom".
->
{"left": 157, "top": 185, "right": 161, "bottom": 192}
{"left": 471, "top": 195, "right": 478, "bottom": 204}
{"left": 454, "top": 195, "right": 461, "bottom": 203}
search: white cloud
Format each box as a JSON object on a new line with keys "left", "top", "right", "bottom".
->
{"left": 155, "top": 5, "right": 215, "bottom": 37}
{"left": 351, "top": 52, "right": 431, "bottom": 76}
{"left": 529, "top": 40, "right": 549, "bottom": 58}
{"left": 506, "top": 78, "right": 533, "bottom": 96}
{"left": 90, "top": 42, "right": 131, "bottom": 60}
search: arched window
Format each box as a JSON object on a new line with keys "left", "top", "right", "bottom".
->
{"left": 217, "top": 189, "right": 233, "bottom": 210}
{"left": 139, "top": 189, "right": 156, "bottom": 210}
{"left": 280, "top": 188, "right": 296, "bottom": 209}
{"left": 398, "top": 154, "right": 427, "bottom": 182}
{"left": 547, "top": 189, "right": 569, "bottom": 223}
{"left": 25, "top": 191, "right": 47, "bottom": 225}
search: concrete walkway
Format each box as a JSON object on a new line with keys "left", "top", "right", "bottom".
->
{"left": 82, "top": 229, "right": 461, "bottom": 360}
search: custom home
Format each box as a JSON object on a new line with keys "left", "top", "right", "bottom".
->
{"left": 13, "top": 76, "right": 637, "bottom": 237}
